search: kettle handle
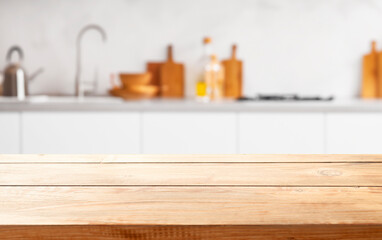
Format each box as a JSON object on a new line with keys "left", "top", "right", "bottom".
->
{"left": 6, "top": 46, "right": 24, "bottom": 63}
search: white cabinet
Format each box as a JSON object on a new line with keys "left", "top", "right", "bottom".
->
{"left": 15, "top": 110, "right": 382, "bottom": 154}
{"left": 238, "top": 113, "right": 325, "bottom": 154}
{"left": 0, "top": 113, "right": 20, "bottom": 153}
{"left": 142, "top": 112, "right": 237, "bottom": 154}
{"left": 327, "top": 113, "right": 382, "bottom": 154}
{"left": 22, "top": 112, "right": 141, "bottom": 154}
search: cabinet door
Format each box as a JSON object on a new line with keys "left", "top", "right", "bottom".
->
{"left": 327, "top": 113, "right": 382, "bottom": 154}
{"left": 239, "top": 113, "right": 325, "bottom": 154}
{"left": 22, "top": 112, "right": 140, "bottom": 154}
{"left": 0, "top": 113, "right": 20, "bottom": 153}
{"left": 142, "top": 112, "right": 237, "bottom": 154}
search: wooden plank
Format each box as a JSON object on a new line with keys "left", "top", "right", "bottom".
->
{"left": 1, "top": 225, "right": 382, "bottom": 240}
{"left": 1, "top": 163, "right": 382, "bottom": 186}
{"left": 1, "top": 187, "right": 382, "bottom": 225}
{"left": 0, "top": 154, "right": 382, "bottom": 163}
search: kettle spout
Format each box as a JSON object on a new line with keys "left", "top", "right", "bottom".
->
{"left": 29, "top": 68, "right": 44, "bottom": 81}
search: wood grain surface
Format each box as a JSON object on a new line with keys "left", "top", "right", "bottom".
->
{"left": 1, "top": 154, "right": 382, "bottom": 239}
{"left": 1, "top": 225, "right": 382, "bottom": 240}
{"left": 1, "top": 186, "right": 382, "bottom": 225}
{"left": 1, "top": 163, "right": 382, "bottom": 186}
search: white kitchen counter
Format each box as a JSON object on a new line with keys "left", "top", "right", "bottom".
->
{"left": 1, "top": 96, "right": 382, "bottom": 155}
{"left": 0, "top": 96, "right": 381, "bottom": 112}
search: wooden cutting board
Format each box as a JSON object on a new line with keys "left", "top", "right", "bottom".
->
{"left": 146, "top": 62, "right": 162, "bottom": 89}
{"left": 146, "top": 62, "right": 162, "bottom": 97}
{"left": 160, "top": 45, "right": 184, "bottom": 98}
{"left": 222, "top": 45, "right": 243, "bottom": 99}
{"left": 362, "top": 41, "right": 378, "bottom": 98}
{"left": 377, "top": 47, "right": 382, "bottom": 98}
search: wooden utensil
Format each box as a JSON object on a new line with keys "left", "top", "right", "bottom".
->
{"left": 362, "top": 41, "right": 378, "bottom": 98}
{"left": 222, "top": 45, "right": 243, "bottom": 99}
{"left": 160, "top": 45, "right": 184, "bottom": 98}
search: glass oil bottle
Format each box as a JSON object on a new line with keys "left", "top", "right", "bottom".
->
{"left": 205, "top": 54, "right": 225, "bottom": 101}
{"left": 195, "top": 37, "right": 212, "bottom": 101}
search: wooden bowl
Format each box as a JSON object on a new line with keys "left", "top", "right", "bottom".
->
{"left": 109, "top": 85, "right": 159, "bottom": 100}
{"left": 119, "top": 73, "right": 152, "bottom": 88}
{"left": 125, "top": 85, "right": 159, "bottom": 96}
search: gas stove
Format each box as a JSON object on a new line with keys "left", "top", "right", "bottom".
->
{"left": 238, "top": 94, "right": 334, "bottom": 102}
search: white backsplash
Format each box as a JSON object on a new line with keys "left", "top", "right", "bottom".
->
{"left": 0, "top": 0, "right": 381, "bottom": 97}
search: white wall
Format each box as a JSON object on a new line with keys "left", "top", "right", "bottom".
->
{"left": 0, "top": 0, "right": 381, "bottom": 97}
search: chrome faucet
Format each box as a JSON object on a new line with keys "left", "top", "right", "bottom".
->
{"left": 75, "top": 24, "right": 107, "bottom": 97}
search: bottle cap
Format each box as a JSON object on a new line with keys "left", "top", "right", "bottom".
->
{"left": 203, "top": 37, "right": 212, "bottom": 44}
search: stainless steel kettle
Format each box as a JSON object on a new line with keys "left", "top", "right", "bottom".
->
{"left": 1, "top": 46, "right": 43, "bottom": 100}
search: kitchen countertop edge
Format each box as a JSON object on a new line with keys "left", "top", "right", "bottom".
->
{"left": 0, "top": 97, "right": 382, "bottom": 112}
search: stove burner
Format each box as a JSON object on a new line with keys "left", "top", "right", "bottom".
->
{"left": 238, "top": 94, "right": 334, "bottom": 102}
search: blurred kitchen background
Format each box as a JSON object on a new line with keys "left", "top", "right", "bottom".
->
{"left": 1, "top": 0, "right": 382, "bottom": 154}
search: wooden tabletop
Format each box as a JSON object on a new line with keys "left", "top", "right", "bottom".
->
{"left": 1, "top": 154, "right": 382, "bottom": 239}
